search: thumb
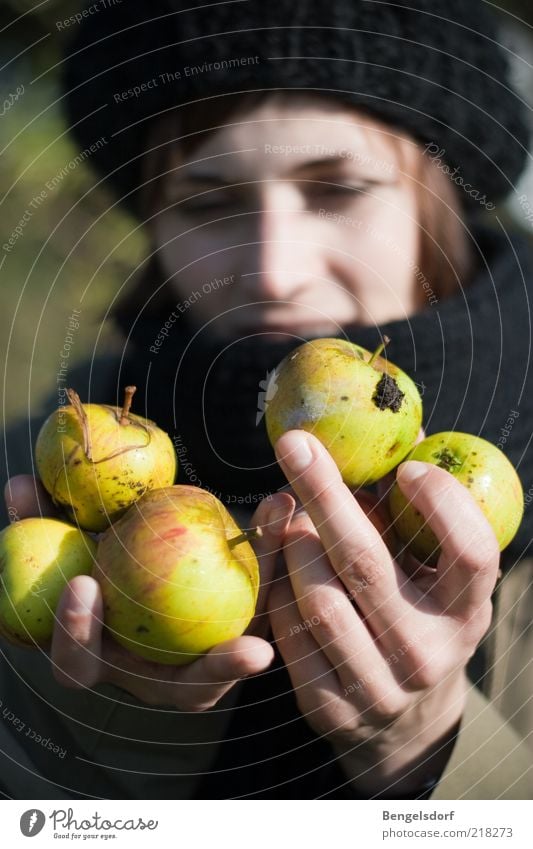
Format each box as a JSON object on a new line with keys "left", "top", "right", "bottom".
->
{"left": 246, "top": 493, "right": 295, "bottom": 637}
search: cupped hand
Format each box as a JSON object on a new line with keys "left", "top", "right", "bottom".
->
{"left": 3, "top": 475, "right": 294, "bottom": 710}
{"left": 268, "top": 431, "right": 500, "bottom": 794}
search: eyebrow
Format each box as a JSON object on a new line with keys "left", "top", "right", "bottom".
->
{"left": 173, "top": 155, "right": 387, "bottom": 185}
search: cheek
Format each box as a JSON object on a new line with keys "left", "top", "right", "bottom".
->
{"left": 347, "top": 205, "right": 418, "bottom": 299}
{"left": 155, "top": 222, "right": 231, "bottom": 301}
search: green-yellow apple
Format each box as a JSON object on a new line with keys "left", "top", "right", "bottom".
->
{"left": 94, "top": 485, "right": 260, "bottom": 665}
{"left": 265, "top": 337, "right": 423, "bottom": 486}
{"left": 389, "top": 431, "right": 524, "bottom": 565}
{"left": 0, "top": 517, "right": 97, "bottom": 646}
{"left": 36, "top": 386, "right": 177, "bottom": 532}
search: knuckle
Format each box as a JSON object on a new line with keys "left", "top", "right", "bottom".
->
{"left": 337, "top": 547, "right": 385, "bottom": 594}
{"left": 299, "top": 591, "right": 343, "bottom": 638}
{"left": 455, "top": 536, "right": 500, "bottom": 576}
{"left": 363, "top": 692, "right": 409, "bottom": 725}
{"left": 401, "top": 658, "right": 443, "bottom": 691}
{"left": 460, "top": 601, "right": 494, "bottom": 646}
{"left": 389, "top": 637, "right": 449, "bottom": 691}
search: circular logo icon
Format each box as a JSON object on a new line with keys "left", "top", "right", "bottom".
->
{"left": 20, "top": 810, "right": 46, "bottom": 837}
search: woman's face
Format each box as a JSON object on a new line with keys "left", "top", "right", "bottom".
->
{"left": 151, "top": 97, "right": 422, "bottom": 339}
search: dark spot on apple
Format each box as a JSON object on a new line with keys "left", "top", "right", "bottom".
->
{"left": 136, "top": 625, "right": 149, "bottom": 633}
{"left": 467, "top": 476, "right": 474, "bottom": 484}
{"left": 434, "top": 449, "right": 461, "bottom": 472}
{"left": 341, "top": 395, "right": 349, "bottom": 401}
{"left": 372, "top": 374, "right": 404, "bottom": 413}
{"left": 387, "top": 441, "right": 400, "bottom": 456}
{"left": 73, "top": 459, "right": 82, "bottom": 466}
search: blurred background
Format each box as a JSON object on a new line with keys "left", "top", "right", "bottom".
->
{"left": 1, "top": 0, "right": 532, "bottom": 436}
{"left": 1, "top": 0, "right": 147, "bottom": 438}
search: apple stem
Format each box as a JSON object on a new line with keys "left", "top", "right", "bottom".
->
{"left": 227, "top": 527, "right": 263, "bottom": 549}
{"left": 119, "top": 385, "right": 137, "bottom": 425}
{"left": 369, "top": 335, "right": 391, "bottom": 365}
{"left": 66, "top": 388, "right": 93, "bottom": 461}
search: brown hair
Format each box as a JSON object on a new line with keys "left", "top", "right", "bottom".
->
{"left": 115, "top": 92, "right": 476, "bottom": 328}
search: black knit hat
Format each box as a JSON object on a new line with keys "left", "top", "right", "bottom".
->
{"left": 63, "top": 0, "right": 529, "bottom": 213}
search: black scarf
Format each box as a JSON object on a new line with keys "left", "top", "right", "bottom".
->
{"left": 118, "top": 223, "right": 533, "bottom": 563}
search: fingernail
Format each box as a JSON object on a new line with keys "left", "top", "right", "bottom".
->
{"left": 265, "top": 495, "right": 294, "bottom": 537}
{"left": 64, "top": 577, "right": 98, "bottom": 614}
{"left": 268, "top": 506, "right": 290, "bottom": 536}
{"left": 65, "top": 592, "right": 91, "bottom": 615}
{"left": 278, "top": 434, "right": 313, "bottom": 473}
{"left": 398, "top": 461, "right": 428, "bottom": 484}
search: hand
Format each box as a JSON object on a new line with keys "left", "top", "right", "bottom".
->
{"left": 3, "top": 475, "right": 294, "bottom": 710}
{"left": 268, "top": 431, "right": 499, "bottom": 796}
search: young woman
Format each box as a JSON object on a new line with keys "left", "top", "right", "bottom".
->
{"left": 1, "top": 0, "right": 532, "bottom": 799}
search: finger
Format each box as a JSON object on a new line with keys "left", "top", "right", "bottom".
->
{"left": 4, "top": 475, "right": 57, "bottom": 521}
{"left": 268, "top": 574, "right": 354, "bottom": 737}
{"left": 275, "top": 431, "right": 418, "bottom": 623}
{"left": 51, "top": 575, "right": 103, "bottom": 688}
{"left": 283, "top": 511, "right": 405, "bottom": 697}
{"left": 101, "top": 636, "right": 275, "bottom": 710}
{"left": 167, "top": 635, "right": 274, "bottom": 710}
{"left": 396, "top": 462, "right": 500, "bottom": 617}
{"left": 246, "top": 493, "right": 295, "bottom": 638}
{"left": 98, "top": 632, "right": 274, "bottom": 710}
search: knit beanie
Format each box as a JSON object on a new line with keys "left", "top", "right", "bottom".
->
{"left": 62, "top": 0, "right": 529, "bottom": 213}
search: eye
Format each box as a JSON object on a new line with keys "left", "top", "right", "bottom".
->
{"left": 308, "top": 181, "right": 371, "bottom": 197}
{"left": 177, "top": 195, "right": 240, "bottom": 215}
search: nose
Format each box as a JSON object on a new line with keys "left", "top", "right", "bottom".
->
{"left": 241, "top": 183, "right": 321, "bottom": 301}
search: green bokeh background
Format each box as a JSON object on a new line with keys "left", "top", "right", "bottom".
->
{"left": 1, "top": 0, "right": 532, "bottom": 434}
{"left": 1, "top": 0, "right": 147, "bottom": 435}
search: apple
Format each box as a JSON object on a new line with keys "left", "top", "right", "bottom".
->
{"left": 0, "top": 517, "right": 97, "bottom": 646}
{"left": 94, "top": 485, "right": 260, "bottom": 665}
{"left": 389, "top": 432, "right": 524, "bottom": 565}
{"left": 265, "top": 337, "right": 423, "bottom": 486}
{"left": 36, "top": 386, "right": 177, "bottom": 532}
